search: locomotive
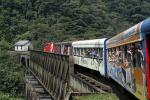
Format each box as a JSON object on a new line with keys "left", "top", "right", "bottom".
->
{"left": 44, "top": 42, "right": 54, "bottom": 53}
{"left": 43, "top": 17, "right": 150, "bottom": 100}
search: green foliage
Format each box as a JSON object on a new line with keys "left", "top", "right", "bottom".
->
{"left": 0, "top": 92, "right": 23, "bottom": 100}
{"left": 14, "top": 31, "right": 32, "bottom": 42}
{"left": 0, "top": 38, "right": 10, "bottom": 51}
{"left": 0, "top": 0, "right": 150, "bottom": 48}
{"left": 0, "top": 39, "right": 24, "bottom": 97}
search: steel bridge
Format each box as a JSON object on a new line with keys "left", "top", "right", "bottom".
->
{"left": 18, "top": 50, "right": 111, "bottom": 100}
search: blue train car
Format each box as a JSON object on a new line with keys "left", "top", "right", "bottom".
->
{"left": 106, "top": 18, "right": 150, "bottom": 100}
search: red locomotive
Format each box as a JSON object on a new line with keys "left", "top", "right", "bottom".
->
{"left": 44, "top": 42, "right": 54, "bottom": 53}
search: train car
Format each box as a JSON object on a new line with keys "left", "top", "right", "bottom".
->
{"left": 106, "top": 18, "right": 150, "bottom": 100}
{"left": 54, "top": 42, "right": 72, "bottom": 55}
{"left": 72, "top": 38, "right": 107, "bottom": 76}
{"left": 44, "top": 42, "right": 54, "bottom": 53}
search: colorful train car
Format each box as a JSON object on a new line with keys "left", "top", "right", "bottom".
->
{"left": 54, "top": 42, "right": 72, "bottom": 55}
{"left": 106, "top": 17, "right": 150, "bottom": 100}
{"left": 72, "top": 38, "right": 107, "bottom": 76}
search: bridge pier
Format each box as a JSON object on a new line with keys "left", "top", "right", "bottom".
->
{"left": 70, "top": 75, "right": 95, "bottom": 93}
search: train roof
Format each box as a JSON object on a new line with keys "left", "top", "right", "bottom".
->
{"left": 141, "top": 17, "right": 150, "bottom": 33}
{"left": 72, "top": 38, "right": 107, "bottom": 48}
{"left": 55, "top": 41, "right": 72, "bottom": 45}
{"left": 107, "top": 17, "right": 150, "bottom": 48}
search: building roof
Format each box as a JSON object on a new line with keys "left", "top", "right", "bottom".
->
{"left": 15, "top": 40, "right": 30, "bottom": 46}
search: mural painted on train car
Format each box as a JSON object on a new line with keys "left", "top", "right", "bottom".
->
{"left": 73, "top": 48, "right": 105, "bottom": 75}
{"left": 74, "top": 56, "right": 104, "bottom": 71}
{"left": 106, "top": 19, "right": 150, "bottom": 99}
{"left": 107, "top": 42, "right": 147, "bottom": 99}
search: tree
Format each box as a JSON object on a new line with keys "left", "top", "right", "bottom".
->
{"left": 0, "top": 39, "right": 24, "bottom": 97}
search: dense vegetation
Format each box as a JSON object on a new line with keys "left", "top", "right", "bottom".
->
{"left": 1, "top": 0, "right": 150, "bottom": 48}
{"left": 0, "top": 38, "right": 24, "bottom": 99}
{"left": 0, "top": 0, "right": 150, "bottom": 99}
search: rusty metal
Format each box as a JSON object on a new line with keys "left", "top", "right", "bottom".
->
{"left": 29, "top": 50, "right": 71, "bottom": 100}
{"left": 20, "top": 49, "right": 112, "bottom": 100}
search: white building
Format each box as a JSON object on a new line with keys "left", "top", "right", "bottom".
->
{"left": 15, "top": 40, "right": 32, "bottom": 51}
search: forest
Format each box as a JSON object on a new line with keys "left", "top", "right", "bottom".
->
{"left": 0, "top": 0, "right": 150, "bottom": 99}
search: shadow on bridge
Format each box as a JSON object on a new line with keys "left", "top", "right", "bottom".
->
{"left": 27, "top": 50, "right": 72, "bottom": 100}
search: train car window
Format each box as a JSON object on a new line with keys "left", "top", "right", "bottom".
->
{"left": 111, "top": 48, "right": 116, "bottom": 63}
{"left": 97, "top": 48, "right": 100, "bottom": 59}
{"left": 83, "top": 48, "right": 86, "bottom": 56}
{"left": 87, "top": 48, "right": 91, "bottom": 58}
{"left": 84, "top": 48, "right": 87, "bottom": 57}
{"left": 74, "top": 48, "right": 76, "bottom": 55}
{"left": 78, "top": 48, "right": 80, "bottom": 56}
{"left": 76, "top": 48, "right": 78, "bottom": 56}
{"left": 89, "top": 48, "right": 91, "bottom": 57}
{"left": 90, "top": 48, "right": 97, "bottom": 58}
{"left": 79, "top": 48, "right": 81, "bottom": 56}
{"left": 116, "top": 47, "right": 120, "bottom": 65}
{"left": 76, "top": 48, "right": 79, "bottom": 56}
{"left": 82, "top": 48, "right": 84, "bottom": 56}
{"left": 80, "top": 48, "right": 82, "bottom": 56}
{"left": 81, "top": 48, "right": 84, "bottom": 56}
{"left": 98, "top": 48, "right": 103, "bottom": 60}
{"left": 135, "top": 42, "right": 143, "bottom": 68}
{"left": 86, "top": 48, "right": 91, "bottom": 57}
{"left": 75, "top": 48, "right": 77, "bottom": 56}
{"left": 124, "top": 45, "right": 132, "bottom": 68}
{"left": 108, "top": 48, "right": 112, "bottom": 62}
{"left": 95, "top": 48, "right": 99, "bottom": 58}
{"left": 130, "top": 44, "right": 136, "bottom": 68}
{"left": 65, "top": 46, "right": 68, "bottom": 55}
{"left": 97, "top": 48, "right": 100, "bottom": 56}
{"left": 121, "top": 47, "right": 123, "bottom": 64}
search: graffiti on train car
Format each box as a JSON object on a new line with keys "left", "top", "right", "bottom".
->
{"left": 108, "top": 63, "right": 136, "bottom": 92}
{"left": 107, "top": 24, "right": 142, "bottom": 48}
{"left": 74, "top": 56, "right": 103, "bottom": 71}
{"left": 107, "top": 41, "right": 147, "bottom": 98}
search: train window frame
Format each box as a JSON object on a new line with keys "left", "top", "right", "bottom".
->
{"left": 134, "top": 42, "right": 144, "bottom": 69}
{"left": 77, "top": 48, "right": 79, "bottom": 56}
{"left": 73, "top": 48, "right": 76, "bottom": 55}
{"left": 75, "top": 48, "right": 78, "bottom": 56}
{"left": 75, "top": 48, "right": 77, "bottom": 56}
{"left": 74, "top": 47, "right": 104, "bottom": 60}
{"left": 108, "top": 41, "right": 144, "bottom": 70}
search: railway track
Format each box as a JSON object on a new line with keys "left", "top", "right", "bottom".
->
{"left": 74, "top": 66, "right": 139, "bottom": 100}
{"left": 75, "top": 72, "right": 112, "bottom": 93}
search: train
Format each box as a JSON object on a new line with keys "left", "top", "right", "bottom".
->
{"left": 43, "top": 17, "right": 150, "bottom": 100}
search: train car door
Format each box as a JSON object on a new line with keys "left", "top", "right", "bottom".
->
{"left": 146, "top": 34, "right": 150, "bottom": 99}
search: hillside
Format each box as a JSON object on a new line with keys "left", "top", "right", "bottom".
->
{"left": 0, "top": 0, "right": 150, "bottom": 48}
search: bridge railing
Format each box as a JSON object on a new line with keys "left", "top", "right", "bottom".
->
{"left": 29, "top": 50, "right": 71, "bottom": 100}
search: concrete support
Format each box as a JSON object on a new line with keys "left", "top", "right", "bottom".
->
{"left": 70, "top": 75, "right": 95, "bottom": 93}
